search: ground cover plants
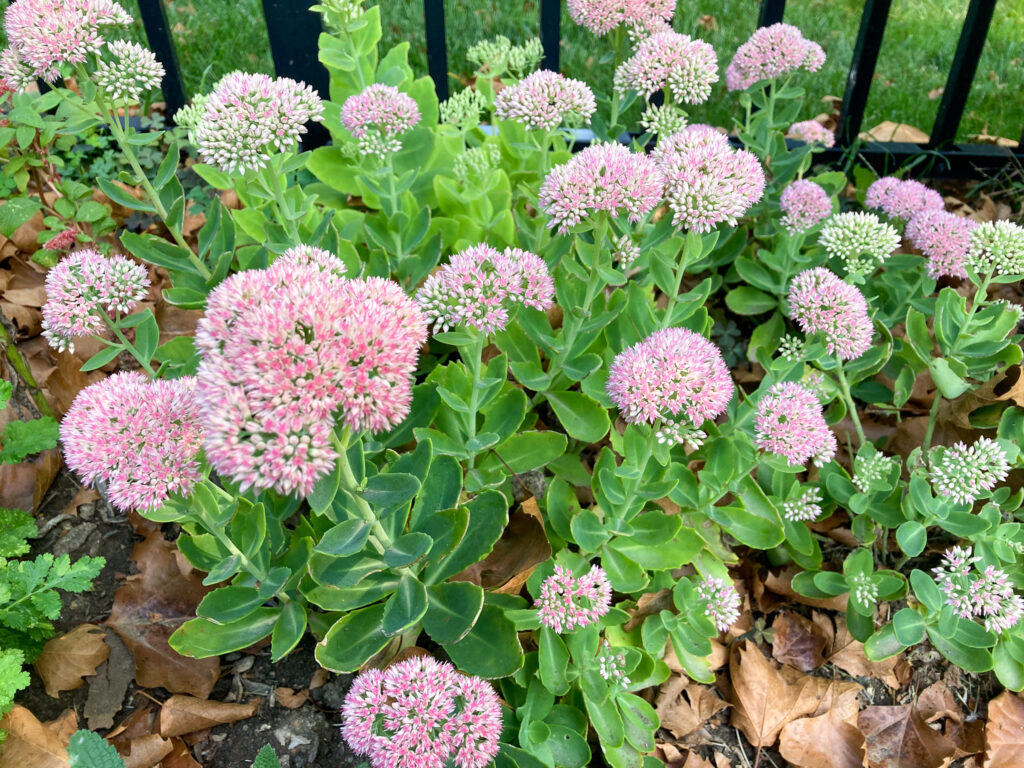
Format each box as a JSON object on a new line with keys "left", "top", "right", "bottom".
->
{"left": 1, "top": 0, "right": 1024, "bottom": 766}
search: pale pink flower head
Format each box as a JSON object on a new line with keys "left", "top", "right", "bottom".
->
{"left": 606, "top": 327, "right": 735, "bottom": 426}
{"left": 2, "top": 0, "right": 131, "bottom": 85}
{"left": 933, "top": 546, "right": 1023, "bottom": 634}
{"left": 725, "top": 23, "right": 825, "bottom": 91}
{"left": 567, "top": 0, "right": 674, "bottom": 37}
{"left": 94, "top": 40, "right": 164, "bottom": 103}
{"left": 653, "top": 125, "right": 766, "bottom": 233}
{"left": 539, "top": 142, "right": 665, "bottom": 233}
{"left": 905, "top": 209, "right": 976, "bottom": 279}
{"left": 865, "top": 177, "right": 944, "bottom": 222}
{"left": 494, "top": 69, "right": 596, "bottom": 130}
{"left": 60, "top": 372, "right": 203, "bottom": 513}
{"left": 536, "top": 564, "right": 612, "bottom": 633}
{"left": 341, "top": 83, "right": 421, "bottom": 159}
{"left": 342, "top": 655, "right": 503, "bottom": 768}
{"left": 416, "top": 244, "right": 553, "bottom": 335}
{"left": 695, "top": 576, "right": 741, "bottom": 631}
{"left": 195, "top": 71, "right": 324, "bottom": 174}
{"left": 787, "top": 267, "right": 873, "bottom": 361}
{"left": 779, "top": 179, "right": 831, "bottom": 233}
{"left": 788, "top": 119, "right": 835, "bottom": 148}
{"left": 42, "top": 249, "right": 150, "bottom": 353}
{"left": 42, "top": 228, "right": 79, "bottom": 252}
{"left": 755, "top": 381, "right": 836, "bottom": 467}
{"left": 614, "top": 30, "right": 718, "bottom": 104}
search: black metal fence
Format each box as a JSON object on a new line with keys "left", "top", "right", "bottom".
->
{"left": 137, "top": 0, "right": 1024, "bottom": 177}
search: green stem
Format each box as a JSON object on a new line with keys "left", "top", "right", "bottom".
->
{"left": 384, "top": 155, "right": 400, "bottom": 219}
{"left": 101, "top": 313, "right": 156, "bottom": 377}
{"left": 0, "top": 318, "right": 54, "bottom": 418}
{"left": 617, "top": 424, "right": 658, "bottom": 520}
{"left": 921, "top": 394, "right": 943, "bottom": 463}
{"left": 265, "top": 158, "right": 301, "bottom": 244}
{"left": 836, "top": 365, "right": 866, "bottom": 447}
{"left": 462, "top": 331, "right": 485, "bottom": 469}
{"left": 660, "top": 238, "right": 692, "bottom": 330}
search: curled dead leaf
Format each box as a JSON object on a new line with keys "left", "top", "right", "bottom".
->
{"left": 771, "top": 611, "right": 827, "bottom": 672}
{"left": 0, "top": 706, "right": 71, "bottom": 768}
{"left": 858, "top": 705, "right": 956, "bottom": 768}
{"left": 34, "top": 624, "right": 110, "bottom": 698}
{"left": 655, "top": 676, "right": 729, "bottom": 739}
{"left": 985, "top": 691, "right": 1024, "bottom": 768}
{"left": 778, "top": 709, "right": 868, "bottom": 768}
{"left": 158, "top": 695, "right": 259, "bottom": 738}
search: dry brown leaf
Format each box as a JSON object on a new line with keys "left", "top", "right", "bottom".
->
{"left": 309, "top": 668, "right": 329, "bottom": 690}
{"left": 985, "top": 691, "right": 1024, "bottom": 768}
{"left": 158, "top": 695, "right": 259, "bottom": 738}
{"left": 122, "top": 734, "right": 173, "bottom": 768}
{"left": 941, "top": 365, "right": 1024, "bottom": 430}
{"left": 859, "top": 705, "right": 956, "bottom": 768}
{"left": 764, "top": 567, "right": 847, "bottom": 611}
{"left": 860, "top": 121, "right": 929, "bottom": 143}
{"left": 946, "top": 718, "right": 984, "bottom": 760}
{"left": 84, "top": 629, "right": 135, "bottom": 730}
{"left": 0, "top": 447, "right": 61, "bottom": 511}
{"left": 160, "top": 739, "right": 202, "bottom": 768}
{"left": 712, "top": 753, "right": 732, "bottom": 768}
{"left": 772, "top": 611, "right": 827, "bottom": 672}
{"left": 0, "top": 706, "right": 71, "bottom": 768}
{"left": 655, "top": 676, "right": 729, "bottom": 738}
{"left": 814, "top": 612, "right": 900, "bottom": 688}
{"left": 664, "top": 638, "right": 727, "bottom": 674}
{"left": 916, "top": 682, "right": 961, "bottom": 724}
{"left": 275, "top": 687, "right": 309, "bottom": 709}
{"left": 778, "top": 709, "right": 868, "bottom": 768}
{"left": 451, "top": 501, "right": 550, "bottom": 593}
{"left": 34, "top": 624, "right": 111, "bottom": 698}
{"left": 60, "top": 486, "right": 101, "bottom": 517}
{"left": 683, "top": 751, "right": 715, "bottom": 768}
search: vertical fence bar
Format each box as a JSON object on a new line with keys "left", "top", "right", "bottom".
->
{"left": 928, "top": 0, "right": 998, "bottom": 148}
{"left": 137, "top": 0, "right": 187, "bottom": 117}
{"left": 539, "top": 0, "right": 561, "bottom": 72}
{"left": 261, "top": 0, "right": 330, "bottom": 148}
{"left": 423, "top": 0, "right": 449, "bottom": 102}
{"left": 757, "top": 0, "right": 787, "bottom": 27}
{"left": 836, "top": 0, "right": 894, "bottom": 147}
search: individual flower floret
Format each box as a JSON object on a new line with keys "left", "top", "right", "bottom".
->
{"left": 341, "top": 83, "right": 420, "bottom": 160}
{"left": 93, "top": 40, "right": 164, "bottom": 103}
{"left": 416, "top": 244, "right": 554, "bottom": 335}
{"left": 42, "top": 249, "right": 150, "bottom": 353}
{"left": 453, "top": 144, "right": 502, "bottom": 185}
{"left": 905, "top": 209, "right": 976, "bottom": 279}
{"left": 195, "top": 71, "right": 324, "bottom": 174}
{"left": 653, "top": 125, "right": 766, "bottom": 233}
{"left": 440, "top": 87, "right": 488, "bottom": 130}
{"left": 495, "top": 70, "right": 596, "bottom": 130}
{"left": 818, "top": 211, "right": 900, "bottom": 275}
{"left": 607, "top": 327, "right": 735, "bottom": 427}
{"left": 865, "top": 177, "right": 944, "bottom": 223}
{"left": 755, "top": 381, "right": 837, "bottom": 467}
{"left": 539, "top": 142, "right": 664, "bottom": 233}
{"left": 787, "top": 119, "right": 835, "bottom": 148}
{"left": 60, "top": 372, "right": 203, "bottom": 512}
{"left": 787, "top": 267, "right": 874, "bottom": 360}
{"left": 614, "top": 30, "right": 718, "bottom": 104}
{"left": 779, "top": 179, "right": 831, "bottom": 233}
{"left": 640, "top": 103, "right": 687, "bottom": 137}
{"left": 933, "top": 546, "right": 1023, "bottom": 634}
{"left": 341, "top": 655, "right": 503, "bottom": 768}
{"left": 695, "top": 576, "right": 741, "bottom": 631}
{"left": 725, "top": 23, "right": 825, "bottom": 91}
{"left": 965, "top": 220, "right": 1024, "bottom": 277}
{"left": 929, "top": 437, "right": 1010, "bottom": 505}
{"left": 536, "top": 564, "right": 612, "bottom": 633}
{"left": 783, "top": 487, "right": 824, "bottom": 522}
{"left": 567, "top": 0, "right": 674, "bottom": 37}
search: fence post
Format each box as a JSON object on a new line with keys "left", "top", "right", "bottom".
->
{"left": 757, "top": 0, "right": 786, "bottom": 27}
{"left": 836, "top": 0, "right": 894, "bottom": 147}
{"left": 423, "top": 0, "right": 449, "bottom": 102}
{"left": 136, "top": 0, "right": 187, "bottom": 117}
{"left": 539, "top": 0, "right": 561, "bottom": 72}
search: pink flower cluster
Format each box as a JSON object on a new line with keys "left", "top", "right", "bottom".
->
{"left": 905, "top": 209, "right": 975, "bottom": 279}
{"left": 865, "top": 177, "right": 944, "bottom": 222}
{"left": 42, "top": 249, "right": 150, "bottom": 353}
{"left": 787, "top": 268, "right": 873, "bottom": 360}
{"left": 60, "top": 372, "right": 203, "bottom": 512}
{"left": 341, "top": 83, "right": 421, "bottom": 158}
{"left": 539, "top": 142, "right": 664, "bottom": 233}
{"left": 342, "top": 655, "right": 503, "bottom": 768}
{"left": 788, "top": 120, "right": 835, "bottom": 148}
{"left": 606, "top": 327, "right": 734, "bottom": 427}
{"left": 695, "top": 576, "right": 741, "bottom": 631}
{"left": 725, "top": 23, "right": 825, "bottom": 91}
{"left": 195, "top": 71, "right": 324, "bottom": 174}
{"left": 195, "top": 246, "right": 427, "bottom": 496}
{"left": 42, "top": 228, "right": 79, "bottom": 252}
{"left": 566, "top": 0, "right": 674, "bottom": 37}
{"left": 536, "top": 564, "right": 612, "bottom": 633}
{"left": 416, "top": 244, "right": 553, "bottom": 335}
{"left": 613, "top": 30, "right": 718, "bottom": 104}
{"left": 494, "top": 70, "right": 596, "bottom": 130}
{"left": 755, "top": 381, "right": 837, "bottom": 467}
{"left": 652, "top": 125, "right": 766, "bottom": 233}
{"left": 1, "top": 0, "right": 131, "bottom": 87}
{"left": 779, "top": 179, "right": 831, "bottom": 233}
{"left": 933, "top": 546, "right": 1023, "bottom": 634}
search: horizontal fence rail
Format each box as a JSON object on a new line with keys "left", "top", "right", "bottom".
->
{"left": 134, "top": 0, "right": 1024, "bottom": 177}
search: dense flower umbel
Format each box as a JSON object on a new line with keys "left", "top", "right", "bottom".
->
{"left": 607, "top": 327, "right": 735, "bottom": 427}
{"left": 755, "top": 381, "right": 837, "bottom": 467}
{"left": 195, "top": 252, "right": 427, "bottom": 496}
{"left": 695, "top": 576, "right": 741, "bottom": 631}
{"left": 640, "top": 103, "right": 687, "bottom": 137}
{"left": 93, "top": 40, "right": 164, "bottom": 102}
{"left": 905, "top": 209, "right": 976, "bottom": 279}
{"left": 61, "top": 372, "right": 203, "bottom": 512}
{"left": 779, "top": 179, "right": 831, "bottom": 233}
{"left": 440, "top": 87, "right": 487, "bottom": 129}
{"left": 933, "top": 547, "right": 1024, "bottom": 634}
{"left": 787, "top": 120, "right": 835, "bottom": 148}
{"left": 341, "top": 656, "right": 503, "bottom": 768}
{"left": 965, "top": 220, "right": 1024, "bottom": 276}
{"left": 818, "top": 211, "right": 901, "bottom": 275}
{"left": 1, "top": 0, "right": 131, "bottom": 86}
{"left": 416, "top": 244, "right": 554, "bottom": 335}
{"left": 536, "top": 564, "right": 612, "bottom": 633}
{"left": 787, "top": 267, "right": 873, "bottom": 360}
{"left": 341, "top": 83, "right": 421, "bottom": 158}
{"left": 42, "top": 249, "right": 150, "bottom": 353}
{"left": 467, "top": 35, "right": 543, "bottom": 78}
{"left": 653, "top": 125, "right": 766, "bottom": 233}
{"left": 783, "top": 487, "right": 824, "bottom": 522}
{"left": 495, "top": 70, "right": 596, "bottom": 130}
{"left": 539, "top": 142, "right": 664, "bottom": 233}
{"left": 865, "top": 177, "right": 944, "bottom": 222}
{"left": 725, "top": 23, "right": 825, "bottom": 91}
{"left": 613, "top": 30, "right": 718, "bottom": 104}
{"left": 929, "top": 437, "right": 1010, "bottom": 505}
{"left": 567, "top": 0, "right": 674, "bottom": 37}
{"left": 195, "top": 71, "right": 324, "bottom": 174}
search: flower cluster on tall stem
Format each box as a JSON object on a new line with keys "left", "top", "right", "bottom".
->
{"left": 725, "top": 23, "right": 825, "bottom": 91}
{"left": 536, "top": 564, "right": 612, "bottom": 633}
{"left": 755, "top": 381, "right": 837, "bottom": 467}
